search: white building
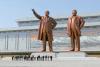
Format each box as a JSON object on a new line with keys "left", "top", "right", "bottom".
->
{"left": 0, "top": 14, "right": 100, "bottom": 53}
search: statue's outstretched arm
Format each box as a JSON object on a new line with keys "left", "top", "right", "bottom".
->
{"left": 32, "top": 9, "right": 41, "bottom": 19}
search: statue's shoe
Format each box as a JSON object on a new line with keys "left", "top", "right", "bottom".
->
{"left": 69, "top": 48, "right": 75, "bottom": 51}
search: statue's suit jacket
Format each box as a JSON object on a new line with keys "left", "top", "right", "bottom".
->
{"left": 33, "top": 11, "right": 57, "bottom": 41}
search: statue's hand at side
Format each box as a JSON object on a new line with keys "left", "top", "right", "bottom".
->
{"left": 67, "top": 32, "right": 71, "bottom": 37}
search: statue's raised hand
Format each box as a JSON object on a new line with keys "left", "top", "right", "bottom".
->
{"left": 32, "top": 9, "right": 35, "bottom": 12}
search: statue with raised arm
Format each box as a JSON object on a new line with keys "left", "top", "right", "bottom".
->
{"left": 67, "top": 10, "right": 85, "bottom": 51}
{"left": 32, "top": 9, "right": 57, "bottom": 52}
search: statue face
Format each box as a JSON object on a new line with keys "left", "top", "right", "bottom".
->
{"left": 45, "top": 10, "right": 49, "bottom": 17}
{"left": 72, "top": 10, "right": 77, "bottom": 16}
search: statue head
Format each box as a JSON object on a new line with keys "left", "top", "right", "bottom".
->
{"left": 72, "top": 9, "right": 77, "bottom": 16}
{"left": 45, "top": 10, "right": 49, "bottom": 17}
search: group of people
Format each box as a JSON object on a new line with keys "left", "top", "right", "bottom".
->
{"left": 32, "top": 9, "right": 85, "bottom": 52}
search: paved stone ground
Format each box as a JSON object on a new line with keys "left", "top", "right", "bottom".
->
{"left": 0, "top": 59, "right": 100, "bottom": 67}
{"left": 1, "top": 52, "right": 100, "bottom": 67}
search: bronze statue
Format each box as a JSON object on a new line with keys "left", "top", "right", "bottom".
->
{"left": 67, "top": 10, "right": 85, "bottom": 51}
{"left": 32, "top": 9, "right": 57, "bottom": 52}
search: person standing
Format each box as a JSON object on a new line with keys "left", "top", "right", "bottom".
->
{"left": 67, "top": 10, "right": 85, "bottom": 51}
{"left": 32, "top": 9, "right": 57, "bottom": 52}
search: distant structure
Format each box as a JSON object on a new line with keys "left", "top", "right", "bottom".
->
{"left": 0, "top": 13, "right": 100, "bottom": 52}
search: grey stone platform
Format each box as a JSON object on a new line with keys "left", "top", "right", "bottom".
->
{"left": 0, "top": 52, "right": 100, "bottom": 67}
{"left": 0, "top": 59, "right": 100, "bottom": 67}
{"left": 31, "top": 51, "right": 87, "bottom": 60}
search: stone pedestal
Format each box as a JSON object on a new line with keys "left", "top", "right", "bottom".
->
{"left": 30, "top": 52, "right": 56, "bottom": 57}
{"left": 30, "top": 52, "right": 87, "bottom": 60}
{"left": 56, "top": 52, "right": 87, "bottom": 57}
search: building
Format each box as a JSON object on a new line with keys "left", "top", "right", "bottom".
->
{"left": 0, "top": 13, "right": 100, "bottom": 53}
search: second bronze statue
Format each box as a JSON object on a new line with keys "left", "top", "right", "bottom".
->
{"left": 32, "top": 9, "right": 57, "bottom": 52}
{"left": 67, "top": 10, "right": 85, "bottom": 51}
